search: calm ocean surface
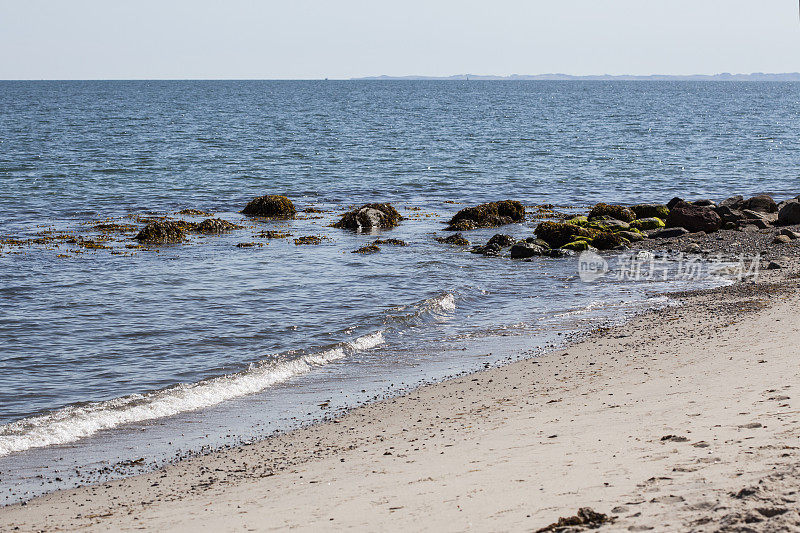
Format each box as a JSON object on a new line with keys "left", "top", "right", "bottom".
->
{"left": 1, "top": 80, "right": 799, "bottom": 500}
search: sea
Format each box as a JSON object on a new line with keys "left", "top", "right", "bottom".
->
{"left": 1, "top": 80, "right": 799, "bottom": 502}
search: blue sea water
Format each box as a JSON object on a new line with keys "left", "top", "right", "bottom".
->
{"left": 0, "top": 80, "right": 799, "bottom": 501}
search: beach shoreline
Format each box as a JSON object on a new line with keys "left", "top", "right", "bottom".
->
{"left": 2, "top": 260, "right": 799, "bottom": 531}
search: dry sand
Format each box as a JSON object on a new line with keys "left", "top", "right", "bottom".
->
{"left": 2, "top": 270, "right": 800, "bottom": 532}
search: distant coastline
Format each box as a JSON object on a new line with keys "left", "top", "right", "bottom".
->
{"left": 354, "top": 72, "right": 800, "bottom": 81}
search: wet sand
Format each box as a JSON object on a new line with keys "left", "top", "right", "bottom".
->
{"left": 2, "top": 268, "right": 800, "bottom": 531}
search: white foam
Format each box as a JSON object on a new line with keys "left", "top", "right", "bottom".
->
{"left": 0, "top": 331, "right": 385, "bottom": 456}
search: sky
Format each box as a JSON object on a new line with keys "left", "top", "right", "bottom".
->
{"left": 0, "top": 0, "right": 798, "bottom": 79}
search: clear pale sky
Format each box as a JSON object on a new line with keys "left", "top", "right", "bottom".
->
{"left": 1, "top": 0, "right": 798, "bottom": 79}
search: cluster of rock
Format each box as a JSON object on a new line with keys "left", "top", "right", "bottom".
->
{"left": 433, "top": 194, "right": 799, "bottom": 259}
{"left": 135, "top": 218, "right": 243, "bottom": 244}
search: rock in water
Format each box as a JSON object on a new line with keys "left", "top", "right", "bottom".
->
{"left": 445, "top": 200, "right": 525, "bottom": 231}
{"left": 510, "top": 242, "right": 546, "bottom": 258}
{"left": 135, "top": 221, "right": 186, "bottom": 244}
{"left": 666, "top": 201, "right": 721, "bottom": 233}
{"left": 588, "top": 203, "right": 636, "bottom": 222}
{"left": 241, "top": 195, "right": 296, "bottom": 217}
{"left": 486, "top": 234, "right": 515, "bottom": 247}
{"left": 778, "top": 200, "right": 800, "bottom": 225}
{"left": 333, "top": 203, "right": 402, "bottom": 231}
{"left": 535, "top": 221, "right": 595, "bottom": 248}
{"left": 193, "top": 218, "right": 243, "bottom": 233}
{"left": 631, "top": 203, "right": 669, "bottom": 220}
{"left": 435, "top": 233, "right": 469, "bottom": 246}
{"left": 742, "top": 194, "right": 777, "bottom": 213}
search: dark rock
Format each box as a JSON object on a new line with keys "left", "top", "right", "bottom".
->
{"left": 241, "top": 195, "right": 296, "bottom": 217}
{"left": 588, "top": 203, "right": 635, "bottom": 223}
{"left": 618, "top": 230, "right": 644, "bottom": 242}
{"left": 294, "top": 235, "right": 325, "bottom": 245}
{"left": 692, "top": 199, "right": 717, "bottom": 207}
{"left": 631, "top": 204, "right": 669, "bottom": 220}
{"left": 752, "top": 219, "right": 770, "bottom": 230}
{"left": 472, "top": 243, "right": 502, "bottom": 256}
{"left": 446, "top": 200, "right": 525, "bottom": 230}
{"left": 592, "top": 232, "right": 623, "bottom": 250}
{"left": 435, "top": 233, "right": 469, "bottom": 246}
{"left": 535, "top": 221, "right": 595, "bottom": 248}
{"left": 684, "top": 243, "right": 702, "bottom": 254}
{"left": 193, "top": 218, "right": 243, "bottom": 233}
{"left": 720, "top": 195, "right": 745, "bottom": 209}
{"left": 486, "top": 234, "right": 516, "bottom": 248}
{"left": 510, "top": 242, "right": 546, "bottom": 258}
{"left": 666, "top": 201, "right": 721, "bottom": 233}
{"left": 773, "top": 235, "right": 791, "bottom": 244}
{"left": 352, "top": 244, "right": 380, "bottom": 254}
{"left": 333, "top": 203, "right": 402, "bottom": 232}
{"left": 779, "top": 228, "right": 800, "bottom": 240}
{"left": 742, "top": 194, "right": 777, "bottom": 213}
{"left": 778, "top": 200, "right": 800, "bottom": 225}
{"left": 525, "top": 237, "right": 551, "bottom": 248}
{"left": 135, "top": 221, "right": 186, "bottom": 244}
{"left": 589, "top": 218, "right": 630, "bottom": 232}
{"left": 767, "top": 261, "right": 783, "bottom": 270}
{"left": 649, "top": 227, "right": 690, "bottom": 239}
{"left": 544, "top": 248, "right": 574, "bottom": 258}
{"left": 373, "top": 238, "right": 407, "bottom": 246}
{"left": 667, "top": 197, "right": 685, "bottom": 209}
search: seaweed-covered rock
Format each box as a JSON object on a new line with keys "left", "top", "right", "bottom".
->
{"left": 742, "top": 194, "right": 777, "bottom": 213}
{"left": 565, "top": 215, "right": 589, "bottom": 226}
{"left": 588, "top": 203, "right": 635, "bottom": 223}
{"left": 591, "top": 232, "right": 624, "bottom": 250}
{"left": 241, "top": 195, "right": 296, "bottom": 217}
{"left": 294, "top": 235, "right": 324, "bottom": 245}
{"left": 631, "top": 204, "right": 669, "bottom": 220}
{"left": 535, "top": 221, "right": 595, "bottom": 249}
{"left": 373, "top": 238, "right": 407, "bottom": 246}
{"left": 486, "top": 234, "right": 515, "bottom": 248}
{"left": 630, "top": 217, "right": 665, "bottom": 231}
{"left": 334, "top": 203, "right": 402, "bottom": 231}
{"left": 588, "top": 219, "right": 630, "bottom": 232}
{"left": 778, "top": 200, "right": 800, "bottom": 226}
{"left": 135, "top": 221, "right": 186, "bottom": 244}
{"left": 561, "top": 240, "right": 591, "bottom": 251}
{"left": 446, "top": 200, "right": 525, "bottom": 231}
{"left": 666, "top": 201, "right": 721, "bottom": 233}
{"left": 193, "top": 218, "right": 243, "bottom": 233}
{"left": 435, "top": 233, "right": 470, "bottom": 246}
{"left": 352, "top": 244, "right": 381, "bottom": 254}
{"left": 178, "top": 208, "right": 213, "bottom": 216}
{"left": 510, "top": 242, "right": 546, "bottom": 258}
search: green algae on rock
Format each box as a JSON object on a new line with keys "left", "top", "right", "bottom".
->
{"left": 588, "top": 203, "right": 636, "bottom": 223}
{"left": 631, "top": 204, "right": 669, "bottom": 220}
{"left": 435, "top": 233, "right": 470, "bottom": 246}
{"left": 535, "top": 221, "right": 596, "bottom": 249}
{"left": 630, "top": 217, "right": 665, "bottom": 231}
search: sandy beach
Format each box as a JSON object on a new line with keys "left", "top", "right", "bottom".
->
{"left": 1, "top": 262, "right": 798, "bottom": 531}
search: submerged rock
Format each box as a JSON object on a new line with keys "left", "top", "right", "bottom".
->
{"left": 373, "top": 238, "right": 407, "bottom": 246}
{"left": 666, "top": 201, "right": 721, "bottom": 233}
{"left": 435, "top": 233, "right": 470, "bottom": 246}
{"left": 241, "top": 195, "right": 296, "bottom": 217}
{"left": 193, "top": 218, "right": 243, "bottom": 233}
{"left": 588, "top": 203, "right": 636, "bottom": 223}
{"left": 352, "top": 244, "right": 380, "bottom": 254}
{"left": 334, "top": 203, "right": 402, "bottom": 231}
{"left": 135, "top": 221, "right": 186, "bottom": 244}
{"left": 294, "top": 235, "right": 325, "bottom": 245}
{"left": 445, "top": 200, "right": 525, "bottom": 231}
